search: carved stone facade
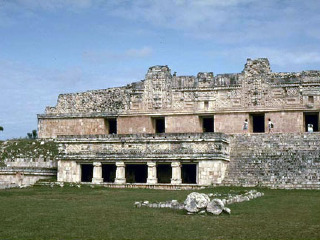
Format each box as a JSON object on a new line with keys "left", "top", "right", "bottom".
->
{"left": 39, "top": 58, "right": 320, "bottom": 137}
{"left": 37, "top": 58, "right": 320, "bottom": 186}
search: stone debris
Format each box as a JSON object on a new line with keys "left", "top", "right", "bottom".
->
{"left": 134, "top": 189, "right": 264, "bottom": 216}
{"left": 223, "top": 207, "right": 231, "bottom": 214}
{"left": 184, "top": 192, "right": 210, "bottom": 212}
{"left": 206, "top": 199, "right": 224, "bottom": 215}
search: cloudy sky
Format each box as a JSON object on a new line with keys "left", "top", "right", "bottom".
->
{"left": 0, "top": 0, "right": 320, "bottom": 140}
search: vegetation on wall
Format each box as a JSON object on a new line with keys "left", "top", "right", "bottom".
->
{"left": 0, "top": 139, "right": 59, "bottom": 165}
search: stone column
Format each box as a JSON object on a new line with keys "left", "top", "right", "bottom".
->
{"left": 75, "top": 163, "right": 81, "bottom": 183}
{"left": 115, "top": 161, "right": 126, "bottom": 184}
{"left": 171, "top": 161, "right": 182, "bottom": 184}
{"left": 92, "top": 162, "right": 104, "bottom": 184}
{"left": 147, "top": 162, "right": 157, "bottom": 184}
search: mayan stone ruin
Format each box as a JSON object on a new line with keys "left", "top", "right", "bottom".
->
{"left": 13, "top": 58, "right": 317, "bottom": 189}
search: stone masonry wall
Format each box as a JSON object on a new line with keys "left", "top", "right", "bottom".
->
{"left": 56, "top": 133, "right": 230, "bottom": 162}
{"left": 0, "top": 139, "right": 58, "bottom": 188}
{"left": 38, "top": 118, "right": 107, "bottom": 138}
{"left": 39, "top": 58, "right": 320, "bottom": 137}
{"left": 223, "top": 133, "right": 320, "bottom": 189}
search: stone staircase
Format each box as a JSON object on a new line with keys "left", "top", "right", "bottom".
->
{"left": 222, "top": 133, "right": 320, "bottom": 189}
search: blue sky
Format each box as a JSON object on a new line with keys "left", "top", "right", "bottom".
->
{"left": 0, "top": 0, "right": 320, "bottom": 140}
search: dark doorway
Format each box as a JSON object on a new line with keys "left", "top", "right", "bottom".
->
{"left": 202, "top": 117, "right": 214, "bottom": 133}
{"left": 304, "top": 113, "right": 319, "bottom": 132}
{"left": 81, "top": 164, "right": 93, "bottom": 182}
{"left": 157, "top": 164, "right": 172, "bottom": 183}
{"left": 251, "top": 114, "right": 265, "bottom": 133}
{"left": 182, "top": 164, "right": 197, "bottom": 184}
{"left": 125, "top": 164, "right": 147, "bottom": 183}
{"left": 107, "top": 118, "right": 117, "bottom": 134}
{"left": 102, "top": 164, "right": 116, "bottom": 183}
{"left": 155, "top": 118, "right": 165, "bottom": 133}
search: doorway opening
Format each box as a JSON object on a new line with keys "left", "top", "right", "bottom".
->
{"left": 251, "top": 114, "right": 265, "bottom": 133}
{"left": 81, "top": 164, "right": 93, "bottom": 182}
{"left": 102, "top": 164, "right": 116, "bottom": 183}
{"left": 157, "top": 163, "right": 172, "bottom": 183}
{"left": 304, "top": 112, "right": 319, "bottom": 132}
{"left": 125, "top": 164, "right": 147, "bottom": 183}
{"left": 154, "top": 117, "right": 165, "bottom": 133}
{"left": 181, "top": 163, "right": 197, "bottom": 184}
{"left": 202, "top": 116, "right": 214, "bottom": 133}
{"left": 106, "top": 118, "right": 117, "bottom": 134}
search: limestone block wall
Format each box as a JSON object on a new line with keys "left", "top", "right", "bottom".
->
{"left": 215, "top": 113, "right": 248, "bottom": 133}
{"left": 56, "top": 133, "right": 230, "bottom": 185}
{"left": 265, "top": 112, "right": 304, "bottom": 133}
{"left": 0, "top": 168, "right": 56, "bottom": 187}
{"left": 38, "top": 118, "right": 107, "bottom": 138}
{"left": 38, "top": 59, "right": 320, "bottom": 137}
{"left": 223, "top": 133, "right": 320, "bottom": 189}
{"left": 198, "top": 160, "right": 228, "bottom": 185}
{"left": 57, "top": 133, "right": 230, "bottom": 162}
{"left": 117, "top": 116, "right": 154, "bottom": 134}
{"left": 6, "top": 158, "right": 57, "bottom": 168}
{"left": 57, "top": 160, "right": 80, "bottom": 182}
{"left": 166, "top": 115, "right": 202, "bottom": 133}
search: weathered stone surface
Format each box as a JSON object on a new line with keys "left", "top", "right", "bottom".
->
{"left": 184, "top": 192, "right": 210, "bottom": 213}
{"left": 224, "top": 133, "right": 320, "bottom": 189}
{"left": 206, "top": 199, "right": 224, "bottom": 215}
{"left": 184, "top": 198, "right": 198, "bottom": 213}
{"left": 223, "top": 207, "right": 231, "bottom": 214}
{"left": 39, "top": 58, "right": 320, "bottom": 138}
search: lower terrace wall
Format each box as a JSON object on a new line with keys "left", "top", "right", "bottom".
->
{"left": 223, "top": 133, "right": 320, "bottom": 189}
{"left": 56, "top": 133, "right": 230, "bottom": 186}
{"left": 0, "top": 167, "right": 56, "bottom": 188}
{"left": 0, "top": 139, "right": 58, "bottom": 188}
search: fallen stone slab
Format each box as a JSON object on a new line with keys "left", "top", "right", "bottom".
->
{"left": 184, "top": 192, "right": 210, "bottom": 213}
{"left": 207, "top": 199, "right": 224, "bottom": 215}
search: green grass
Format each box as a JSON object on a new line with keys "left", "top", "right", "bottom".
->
{"left": 0, "top": 186, "right": 319, "bottom": 240}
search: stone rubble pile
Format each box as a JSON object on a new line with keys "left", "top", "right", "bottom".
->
{"left": 134, "top": 190, "right": 264, "bottom": 216}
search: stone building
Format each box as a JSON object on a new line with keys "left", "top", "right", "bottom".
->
{"left": 37, "top": 58, "right": 320, "bottom": 187}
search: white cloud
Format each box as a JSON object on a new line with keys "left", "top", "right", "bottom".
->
{"left": 103, "top": 0, "right": 320, "bottom": 42}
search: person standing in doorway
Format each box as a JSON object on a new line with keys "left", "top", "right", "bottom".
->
{"left": 243, "top": 119, "right": 249, "bottom": 133}
{"left": 268, "top": 118, "right": 274, "bottom": 133}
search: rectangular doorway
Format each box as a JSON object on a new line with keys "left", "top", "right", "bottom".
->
{"left": 157, "top": 163, "right": 172, "bottom": 183}
{"left": 106, "top": 118, "right": 117, "bottom": 134}
{"left": 304, "top": 112, "right": 319, "bottom": 132}
{"left": 81, "top": 164, "right": 93, "bottom": 182}
{"left": 154, "top": 117, "right": 165, "bottom": 133}
{"left": 102, "top": 164, "right": 116, "bottom": 183}
{"left": 181, "top": 163, "right": 197, "bottom": 184}
{"left": 202, "top": 116, "right": 214, "bottom": 133}
{"left": 250, "top": 114, "right": 265, "bottom": 133}
{"left": 125, "top": 164, "right": 147, "bottom": 183}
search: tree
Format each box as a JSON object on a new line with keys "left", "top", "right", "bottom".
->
{"left": 27, "top": 130, "right": 37, "bottom": 139}
{"left": 32, "top": 130, "right": 37, "bottom": 139}
{"left": 0, "top": 126, "right": 3, "bottom": 131}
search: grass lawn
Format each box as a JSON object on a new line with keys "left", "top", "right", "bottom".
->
{"left": 0, "top": 186, "right": 319, "bottom": 240}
